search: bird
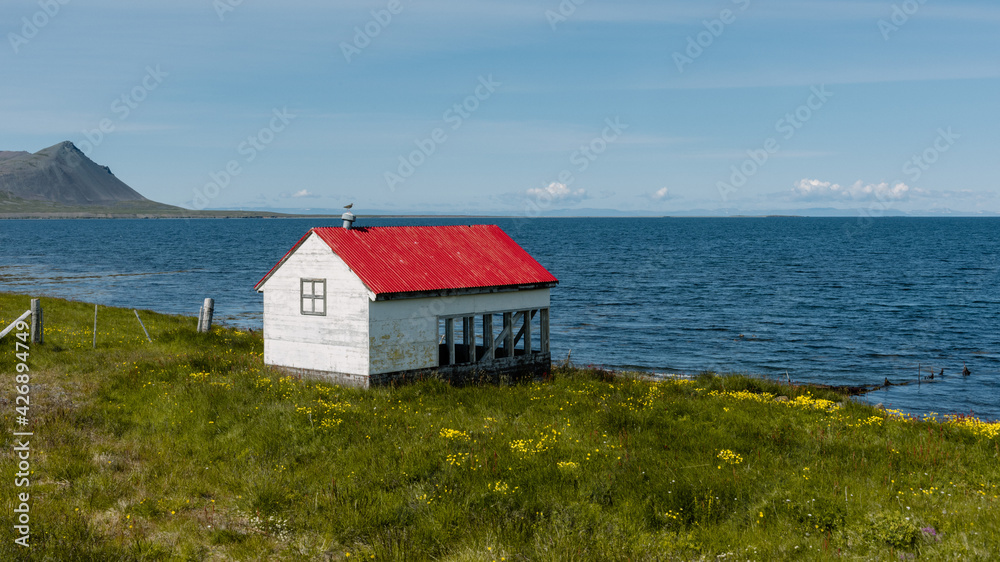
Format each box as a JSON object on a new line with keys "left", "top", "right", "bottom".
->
{"left": 343, "top": 203, "right": 354, "bottom": 209}
{"left": 939, "top": 368, "right": 944, "bottom": 378}
{"left": 962, "top": 363, "right": 971, "bottom": 376}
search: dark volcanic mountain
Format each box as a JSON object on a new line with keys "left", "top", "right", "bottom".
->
{"left": 0, "top": 141, "right": 148, "bottom": 205}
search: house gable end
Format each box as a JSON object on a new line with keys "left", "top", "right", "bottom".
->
{"left": 256, "top": 230, "right": 372, "bottom": 297}
{"left": 260, "top": 233, "right": 372, "bottom": 378}
{"left": 265, "top": 233, "right": 370, "bottom": 296}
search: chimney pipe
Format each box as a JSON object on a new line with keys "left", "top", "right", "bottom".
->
{"left": 341, "top": 212, "right": 356, "bottom": 230}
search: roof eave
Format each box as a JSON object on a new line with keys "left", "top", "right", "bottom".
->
{"left": 373, "top": 281, "right": 557, "bottom": 302}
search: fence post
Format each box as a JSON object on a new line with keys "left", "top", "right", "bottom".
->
{"left": 30, "top": 299, "right": 43, "bottom": 344}
{"left": 93, "top": 304, "right": 98, "bottom": 348}
{"left": 198, "top": 298, "right": 215, "bottom": 333}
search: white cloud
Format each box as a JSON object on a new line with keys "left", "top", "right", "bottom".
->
{"left": 279, "top": 189, "right": 320, "bottom": 199}
{"left": 526, "top": 182, "right": 587, "bottom": 204}
{"left": 650, "top": 187, "right": 670, "bottom": 201}
{"left": 792, "top": 179, "right": 916, "bottom": 201}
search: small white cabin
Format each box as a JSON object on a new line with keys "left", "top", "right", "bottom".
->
{"left": 254, "top": 223, "right": 558, "bottom": 387}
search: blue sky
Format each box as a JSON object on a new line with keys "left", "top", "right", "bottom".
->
{"left": 3, "top": 0, "right": 998, "bottom": 215}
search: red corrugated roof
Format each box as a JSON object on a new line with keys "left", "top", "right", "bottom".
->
{"left": 255, "top": 225, "right": 558, "bottom": 295}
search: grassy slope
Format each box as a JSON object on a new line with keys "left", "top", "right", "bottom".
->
{"left": 1, "top": 294, "right": 998, "bottom": 561}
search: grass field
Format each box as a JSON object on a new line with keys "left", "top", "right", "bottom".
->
{"left": 1, "top": 294, "right": 998, "bottom": 560}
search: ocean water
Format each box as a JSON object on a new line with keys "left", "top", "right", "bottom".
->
{"left": 1, "top": 216, "right": 997, "bottom": 420}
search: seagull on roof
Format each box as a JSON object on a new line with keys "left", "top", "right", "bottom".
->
{"left": 344, "top": 203, "right": 354, "bottom": 209}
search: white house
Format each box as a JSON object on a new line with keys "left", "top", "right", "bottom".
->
{"left": 254, "top": 221, "right": 558, "bottom": 387}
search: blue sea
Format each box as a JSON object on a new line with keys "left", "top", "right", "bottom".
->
{"left": 1, "top": 217, "right": 997, "bottom": 420}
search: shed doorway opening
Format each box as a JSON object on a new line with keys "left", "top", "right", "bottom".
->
{"left": 437, "top": 309, "right": 550, "bottom": 367}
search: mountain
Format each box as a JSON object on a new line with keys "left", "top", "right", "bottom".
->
{"left": 0, "top": 141, "right": 302, "bottom": 218}
{"left": 0, "top": 141, "right": 148, "bottom": 205}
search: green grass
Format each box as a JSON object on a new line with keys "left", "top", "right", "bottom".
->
{"left": 1, "top": 294, "right": 998, "bottom": 560}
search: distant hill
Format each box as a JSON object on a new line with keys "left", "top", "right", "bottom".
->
{"left": 0, "top": 141, "right": 299, "bottom": 219}
{"left": 0, "top": 141, "right": 151, "bottom": 205}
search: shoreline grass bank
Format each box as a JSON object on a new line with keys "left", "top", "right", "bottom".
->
{"left": 1, "top": 294, "right": 998, "bottom": 560}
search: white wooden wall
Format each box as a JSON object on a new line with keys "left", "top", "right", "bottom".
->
{"left": 368, "top": 289, "right": 550, "bottom": 375}
{"left": 260, "top": 233, "right": 371, "bottom": 376}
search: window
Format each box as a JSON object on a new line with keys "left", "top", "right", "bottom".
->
{"left": 300, "top": 278, "right": 326, "bottom": 316}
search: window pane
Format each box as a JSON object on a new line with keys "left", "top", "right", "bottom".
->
{"left": 301, "top": 278, "right": 326, "bottom": 316}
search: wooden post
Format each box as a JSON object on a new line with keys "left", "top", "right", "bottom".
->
{"left": 445, "top": 317, "right": 455, "bottom": 365}
{"left": 198, "top": 298, "right": 214, "bottom": 333}
{"left": 540, "top": 308, "right": 550, "bottom": 353}
{"left": 462, "top": 317, "right": 471, "bottom": 363}
{"left": 30, "top": 299, "right": 43, "bottom": 344}
{"left": 482, "top": 314, "right": 494, "bottom": 362}
{"left": 512, "top": 311, "right": 528, "bottom": 348}
{"left": 93, "top": 304, "right": 98, "bottom": 348}
{"left": 523, "top": 310, "right": 532, "bottom": 354}
{"left": 468, "top": 315, "right": 477, "bottom": 363}
{"left": 134, "top": 310, "right": 152, "bottom": 343}
{"left": 503, "top": 312, "right": 513, "bottom": 358}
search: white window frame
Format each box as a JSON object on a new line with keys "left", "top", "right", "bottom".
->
{"left": 300, "top": 278, "right": 327, "bottom": 316}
